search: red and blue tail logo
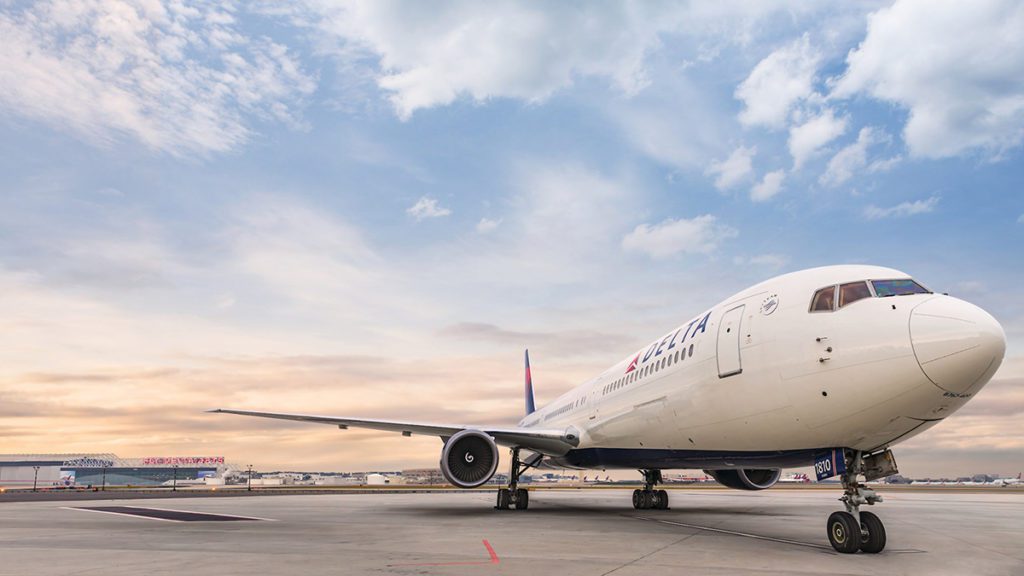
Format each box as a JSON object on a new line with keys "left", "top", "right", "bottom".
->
{"left": 525, "top": 349, "right": 536, "bottom": 415}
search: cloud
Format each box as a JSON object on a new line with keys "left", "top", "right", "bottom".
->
{"left": 863, "top": 196, "right": 940, "bottom": 220}
{"left": 750, "top": 169, "right": 785, "bottom": 202}
{"left": 0, "top": 353, "right": 545, "bottom": 470}
{"left": 736, "top": 34, "right": 821, "bottom": 129}
{"left": 225, "top": 197, "right": 431, "bottom": 326}
{"left": 308, "top": 1, "right": 674, "bottom": 120}
{"left": 734, "top": 253, "right": 789, "bottom": 269}
{"left": 439, "top": 322, "right": 630, "bottom": 357}
{"left": 867, "top": 155, "right": 903, "bottom": 174}
{"left": 406, "top": 196, "right": 452, "bottom": 220}
{"left": 475, "top": 217, "right": 502, "bottom": 234}
{"left": 622, "top": 215, "right": 738, "bottom": 259}
{"left": 788, "top": 108, "right": 848, "bottom": 169}
{"left": 819, "top": 126, "right": 886, "bottom": 187}
{"left": 832, "top": 0, "right": 1024, "bottom": 159}
{"left": 0, "top": 1, "right": 315, "bottom": 155}
{"left": 303, "top": 3, "right": 845, "bottom": 121}
{"left": 706, "top": 145, "right": 756, "bottom": 190}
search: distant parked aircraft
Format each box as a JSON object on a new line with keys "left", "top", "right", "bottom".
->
{"left": 990, "top": 473, "right": 1022, "bottom": 487}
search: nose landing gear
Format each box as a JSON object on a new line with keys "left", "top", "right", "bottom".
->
{"left": 827, "top": 450, "right": 888, "bottom": 554}
{"left": 632, "top": 469, "right": 669, "bottom": 510}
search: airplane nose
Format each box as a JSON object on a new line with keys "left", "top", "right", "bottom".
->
{"left": 910, "top": 297, "right": 1006, "bottom": 395}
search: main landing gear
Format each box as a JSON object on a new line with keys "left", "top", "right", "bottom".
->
{"left": 496, "top": 447, "right": 542, "bottom": 511}
{"left": 632, "top": 469, "right": 669, "bottom": 510}
{"left": 827, "top": 450, "right": 888, "bottom": 554}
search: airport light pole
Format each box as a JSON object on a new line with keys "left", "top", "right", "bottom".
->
{"left": 247, "top": 465, "right": 253, "bottom": 492}
{"left": 32, "top": 466, "right": 39, "bottom": 492}
{"left": 172, "top": 464, "right": 178, "bottom": 492}
{"left": 101, "top": 464, "right": 108, "bottom": 491}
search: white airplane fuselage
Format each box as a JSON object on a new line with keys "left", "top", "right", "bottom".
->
{"left": 522, "top": 265, "right": 1006, "bottom": 471}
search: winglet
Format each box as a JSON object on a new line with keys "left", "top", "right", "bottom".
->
{"left": 524, "top": 349, "right": 536, "bottom": 416}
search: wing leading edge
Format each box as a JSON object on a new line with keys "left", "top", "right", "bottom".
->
{"left": 208, "top": 409, "right": 578, "bottom": 456}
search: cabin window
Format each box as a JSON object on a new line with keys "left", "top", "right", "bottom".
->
{"left": 839, "top": 281, "right": 872, "bottom": 308}
{"left": 688, "top": 343, "right": 694, "bottom": 357}
{"left": 872, "top": 279, "right": 930, "bottom": 297}
{"left": 810, "top": 286, "right": 836, "bottom": 312}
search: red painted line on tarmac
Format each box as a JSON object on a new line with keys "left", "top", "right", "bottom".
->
{"left": 482, "top": 539, "right": 500, "bottom": 564}
{"left": 387, "top": 539, "right": 500, "bottom": 567}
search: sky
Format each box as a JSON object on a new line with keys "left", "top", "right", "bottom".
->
{"left": 0, "top": 0, "right": 1022, "bottom": 478}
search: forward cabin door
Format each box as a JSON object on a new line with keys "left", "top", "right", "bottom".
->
{"left": 717, "top": 305, "right": 745, "bottom": 377}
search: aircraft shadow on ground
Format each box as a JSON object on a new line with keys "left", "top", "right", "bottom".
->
{"left": 400, "top": 502, "right": 799, "bottom": 519}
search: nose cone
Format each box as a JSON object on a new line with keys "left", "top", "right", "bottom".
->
{"left": 910, "top": 297, "right": 1006, "bottom": 394}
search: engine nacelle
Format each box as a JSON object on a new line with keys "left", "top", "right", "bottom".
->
{"left": 704, "top": 468, "right": 781, "bottom": 490}
{"left": 440, "top": 430, "right": 500, "bottom": 488}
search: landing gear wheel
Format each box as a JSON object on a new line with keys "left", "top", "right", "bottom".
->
{"left": 632, "top": 489, "right": 642, "bottom": 509}
{"left": 649, "top": 490, "right": 662, "bottom": 509}
{"left": 641, "top": 490, "right": 655, "bottom": 509}
{"left": 495, "top": 488, "right": 511, "bottom": 510}
{"left": 827, "top": 511, "right": 861, "bottom": 554}
{"left": 858, "top": 511, "right": 886, "bottom": 553}
{"left": 657, "top": 489, "right": 669, "bottom": 510}
{"left": 514, "top": 488, "right": 529, "bottom": 510}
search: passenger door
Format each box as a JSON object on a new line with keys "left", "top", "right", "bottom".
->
{"left": 717, "top": 305, "right": 745, "bottom": 377}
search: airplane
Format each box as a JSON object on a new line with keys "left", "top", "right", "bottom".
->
{"left": 777, "top": 473, "right": 813, "bottom": 483}
{"left": 212, "top": 264, "right": 1006, "bottom": 554}
{"left": 990, "top": 473, "right": 1022, "bottom": 487}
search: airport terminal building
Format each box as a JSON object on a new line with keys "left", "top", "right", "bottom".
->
{"left": 0, "top": 454, "right": 233, "bottom": 487}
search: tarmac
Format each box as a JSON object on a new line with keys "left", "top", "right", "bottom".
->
{"left": 2, "top": 487, "right": 1021, "bottom": 575}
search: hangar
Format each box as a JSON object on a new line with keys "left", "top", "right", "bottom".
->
{"left": 0, "top": 454, "right": 232, "bottom": 488}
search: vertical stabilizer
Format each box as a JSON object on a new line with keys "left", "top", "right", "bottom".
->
{"left": 524, "top": 349, "right": 536, "bottom": 416}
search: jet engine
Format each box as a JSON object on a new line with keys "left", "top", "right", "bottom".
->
{"left": 704, "top": 468, "right": 781, "bottom": 490}
{"left": 440, "top": 430, "right": 500, "bottom": 488}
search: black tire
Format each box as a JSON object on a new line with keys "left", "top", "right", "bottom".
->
{"left": 632, "top": 489, "right": 641, "bottom": 509}
{"left": 641, "top": 490, "right": 654, "bottom": 510}
{"left": 858, "top": 511, "right": 886, "bottom": 553}
{"left": 649, "top": 490, "right": 661, "bottom": 509}
{"left": 657, "top": 489, "right": 669, "bottom": 510}
{"left": 827, "top": 511, "right": 861, "bottom": 554}
{"left": 495, "top": 488, "right": 510, "bottom": 510}
{"left": 514, "top": 489, "right": 529, "bottom": 510}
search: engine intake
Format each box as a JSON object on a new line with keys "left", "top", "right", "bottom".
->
{"left": 705, "top": 468, "right": 781, "bottom": 490}
{"left": 440, "top": 430, "right": 500, "bottom": 488}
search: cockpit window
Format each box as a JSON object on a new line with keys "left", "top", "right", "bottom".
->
{"left": 871, "top": 279, "right": 930, "bottom": 297}
{"left": 839, "top": 281, "right": 872, "bottom": 308}
{"left": 810, "top": 286, "right": 836, "bottom": 312}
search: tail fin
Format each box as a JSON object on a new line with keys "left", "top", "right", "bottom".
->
{"left": 524, "top": 349, "right": 536, "bottom": 416}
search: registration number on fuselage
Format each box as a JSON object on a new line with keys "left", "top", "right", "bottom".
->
{"left": 814, "top": 448, "right": 847, "bottom": 481}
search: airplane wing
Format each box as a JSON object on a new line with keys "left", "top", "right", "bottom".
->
{"left": 208, "top": 409, "right": 578, "bottom": 456}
